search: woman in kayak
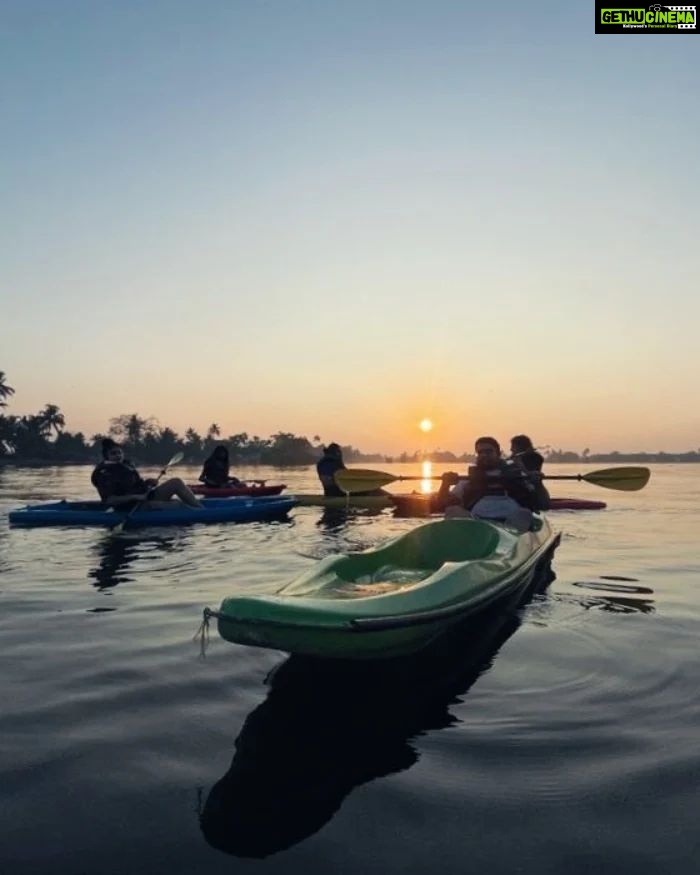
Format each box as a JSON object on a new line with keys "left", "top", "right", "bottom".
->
{"left": 316, "top": 443, "right": 347, "bottom": 497}
{"left": 436, "top": 436, "right": 550, "bottom": 528}
{"left": 510, "top": 434, "right": 544, "bottom": 473}
{"left": 510, "top": 434, "right": 551, "bottom": 506}
{"left": 316, "top": 442, "right": 388, "bottom": 497}
{"left": 91, "top": 439, "right": 202, "bottom": 510}
{"left": 199, "top": 445, "right": 243, "bottom": 488}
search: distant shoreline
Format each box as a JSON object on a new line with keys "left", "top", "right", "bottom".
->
{"left": 1, "top": 457, "right": 698, "bottom": 470}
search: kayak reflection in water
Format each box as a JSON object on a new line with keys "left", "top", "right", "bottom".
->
{"left": 199, "top": 558, "right": 556, "bottom": 859}
{"left": 88, "top": 532, "right": 185, "bottom": 590}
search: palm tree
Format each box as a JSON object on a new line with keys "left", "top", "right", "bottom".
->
{"left": 207, "top": 423, "right": 221, "bottom": 439}
{"left": 0, "top": 372, "right": 15, "bottom": 408}
{"left": 185, "top": 428, "right": 202, "bottom": 454}
{"left": 109, "top": 413, "right": 157, "bottom": 446}
{"left": 39, "top": 403, "right": 66, "bottom": 437}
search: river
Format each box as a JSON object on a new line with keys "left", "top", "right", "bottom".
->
{"left": 0, "top": 463, "right": 697, "bottom": 873}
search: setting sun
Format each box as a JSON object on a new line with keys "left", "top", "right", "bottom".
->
{"left": 419, "top": 418, "right": 433, "bottom": 433}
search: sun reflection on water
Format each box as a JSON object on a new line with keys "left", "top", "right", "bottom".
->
{"left": 421, "top": 460, "right": 433, "bottom": 494}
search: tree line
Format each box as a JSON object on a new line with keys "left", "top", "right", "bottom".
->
{"left": 1, "top": 372, "right": 699, "bottom": 466}
{"left": 0, "top": 373, "right": 378, "bottom": 466}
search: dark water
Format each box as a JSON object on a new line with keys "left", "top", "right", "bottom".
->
{"left": 0, "top": 463, "right": 698, "bottom": 874}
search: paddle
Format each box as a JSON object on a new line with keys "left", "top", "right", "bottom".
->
{"left": 112, "top": 451, "right": 184, "bottom": 533}
{"left": 334, "top": 466, "right": 650, "bottom": 494}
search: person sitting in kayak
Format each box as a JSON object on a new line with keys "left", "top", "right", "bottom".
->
{"left": 199, "top": 445, "right": 243, "bottom": 488}
{"left": 317, "top": 442, "right": 387, "bottom": 497}
{"left": 435, "top": 436, "right": 549, "bottom": 527}
{"left": 316, "top": 443, "right": 348, "bottom": 497}
{"left": 510, "top": 434, "right": 544, "bottom": 473}
{"left": 510, "top": 434, "right": 550, "bottom": 505}
{"left": 91, "top": 439, "right": 202, "bottom": 511}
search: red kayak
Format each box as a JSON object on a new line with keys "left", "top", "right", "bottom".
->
{"left": 190, "top": 483, "right": 287, "bottom": 498}
{"left": 391, "top": 493, "right": 606, "bottom": 517}
{"left": 549, "top": 497, "right": 606, "bottom": 511}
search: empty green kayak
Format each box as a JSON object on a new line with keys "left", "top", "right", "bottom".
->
{"left": 208, "top": 515, "right": 559, "bottom": 660}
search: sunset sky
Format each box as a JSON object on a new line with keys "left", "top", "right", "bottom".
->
{"left": 2, "top": 1, "right": 699, "bottom": 456}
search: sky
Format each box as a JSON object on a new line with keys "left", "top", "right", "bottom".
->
{"left": 2, "top": 1, "right": 699, "bottom": 456}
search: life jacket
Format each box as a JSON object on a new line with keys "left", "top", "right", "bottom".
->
{"left": 316, "top": 456, "right": 346, "bottom": 497}
{"left": 91, "top": 461, "right": 148, "bottom": 502}
{"left": 515, "top": 449, "right": 544, "bottom": 473}
{"left": 466, "top": 461, "right": 538, "bottom": 510}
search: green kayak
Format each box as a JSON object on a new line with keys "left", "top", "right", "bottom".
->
{"left": 208, "top": 515, "right": 559, "bottom": 660}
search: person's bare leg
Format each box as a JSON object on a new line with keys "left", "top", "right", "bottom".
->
{"left": 151, "top": 478, "right": 203, "bottom": 508}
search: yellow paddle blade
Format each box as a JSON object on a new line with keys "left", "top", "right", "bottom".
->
{"left": 334, "top": 469, "right": 398, "bottom": 493}
{"left": 336, "top": 465, "right": 650, "bottom": 494}
{"left": 582, "top": 466, "right": 650, "bottom": 491}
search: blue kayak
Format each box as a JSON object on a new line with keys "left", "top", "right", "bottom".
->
{"left": 8, "top": 496, "right": 297, "bottom": 528}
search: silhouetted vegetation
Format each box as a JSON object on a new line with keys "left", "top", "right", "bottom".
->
{"left": 1, "top": 372, "right": 698, "bottom": 467}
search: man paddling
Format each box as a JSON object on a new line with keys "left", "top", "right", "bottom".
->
{"left": 91, "top": 439, "right": 202, "bottom": 511}
{"left": 436, "top": 436, "right": 549, "bottom": 528}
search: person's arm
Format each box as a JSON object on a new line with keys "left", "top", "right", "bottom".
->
{"left": 507, "top": 467, "right": 544, "bottom": 510}
{"left": 199, "top": 459, "right": 212, "bottom": 484}
{"left": 434, "top": 472, "right": 463, "bottom": 511}
{"left": 104, "top": 465, "right": 150, "bottom": 506}
{"left": 91, "top": 466, "right": 110, "bottom": 502}
{"left": 317, "top": 459, "right": 345, "bottom": 496}
{"left": 532, "top": 477, "right": 550, "bottom": 511}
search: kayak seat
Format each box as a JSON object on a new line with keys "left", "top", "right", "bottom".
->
{"left": 282, "top": 519, "right": 504, "bottom": 600}
{"left": 407, "top": 519, "right": 502, "bottom": 567}
{"left": 327, "top": 519, "right": 501, "bottom": 586}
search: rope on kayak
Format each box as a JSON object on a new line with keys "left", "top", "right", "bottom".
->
{"left": 193, "top": 607, "right": 220, "bottom": 658}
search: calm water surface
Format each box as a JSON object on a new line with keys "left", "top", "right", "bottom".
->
{"left": 0, "top": 463, "right": 698, "bottom": 874}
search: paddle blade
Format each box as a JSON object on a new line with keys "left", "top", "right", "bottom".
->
{"left": 334, "top": 469, "right": 397, "bottom": 493}
{"left": 169, "top": 451, "right": 185, "bottom": 466}
{"left": 582, "top": 467, "right": 650, "bottom": 491}
{"left": 112, "top": 517, "right": 127, "bottom": 534}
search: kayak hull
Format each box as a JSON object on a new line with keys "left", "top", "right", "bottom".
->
{"left": 213, "top": 516, "right": 559, "bottom": 660}
{"left": 548, "top": 497, "right": 607, "bottom": 510}
{"left": 392, "top": 494, "right": 606, "bottom": 516}
{"left": 294, "top": 494, "right": 394, "bottom": 509}
{"left": 8, "top": 496, "right": 297, "bottom": 528}
{"left": 190, "top": 483, "right": 286, "bottom": 497}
